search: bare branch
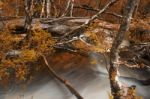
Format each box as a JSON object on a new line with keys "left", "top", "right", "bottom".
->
{"left": 74, "top": 5, "right": 123, "bottom": 18}
{"left": 59, "top": 0, "right": 117, "bottom": 41}
{"left": 41, "top": 55, "right": 83, "bottom": 99}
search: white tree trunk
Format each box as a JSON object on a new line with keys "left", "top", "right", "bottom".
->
{"left": 46, "top": 0, "right": 51, "bottom": 18}
{"left": 70, "top": 0, "right": 74, "bottom": 17}
{"left": 62, "top": 0, "right": 74, "bottom": 17}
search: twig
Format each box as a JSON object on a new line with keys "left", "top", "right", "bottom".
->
{"left": 74, "top": 5, "right": 123, "bottom": 18}
{"left": 104, "top": 12, "right": 123, "bottom": 18}
{"left": 41, "top": 55, "right": 83, "bottom": 99}
{"left": 56, "top": 35, "right": 92, "bottom": 46}
{"left": 54, "top": 45, "right": 78, "bottom": 53}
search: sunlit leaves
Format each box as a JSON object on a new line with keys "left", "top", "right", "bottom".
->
{"left": 29, "top": 29, "right": 55, "bottom": 55}
{"left": 0, "top": 29, "right": 55, "bottom": 83}
{"left": 21, "top": 49, "right": 37, "bottom": 62}
{"left": 15, "top": 66, "right": 28, "bottom": 81}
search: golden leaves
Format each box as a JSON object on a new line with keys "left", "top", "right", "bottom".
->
{"left": 0, "top": 32, "right": 14, "bottom": 52}
{"left": 15, "top": 66, "right": 28, "bottom": 81}
{"left": 0, "top": 29, "right": 55, "bottom": 83}
{"left": 21, "top": 49, "right": 37, "bottom": 62}
{"left": 29, "top": 29, "right": 55, "bottom": 55}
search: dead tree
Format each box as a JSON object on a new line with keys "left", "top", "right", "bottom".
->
{"left": 109, "top": 0, "right": 139, "bottom": 98}
{"left": 62, "top": 0, "right": 74, "bottom": 17}
{"left": 46, "top": 0, "right": 51, "bottom": 18}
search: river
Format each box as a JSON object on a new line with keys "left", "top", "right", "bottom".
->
{"left": 0, "top": 51, "right": 150, "bottom": 99}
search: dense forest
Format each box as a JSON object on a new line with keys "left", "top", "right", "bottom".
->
{"left": 0, "top": 0, "right": 150, "bottom": 99}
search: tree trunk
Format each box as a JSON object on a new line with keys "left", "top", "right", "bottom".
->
{"left": 62, "top": 0, "right": 74, "bottom": 17}
{"left": 24, "top": 0, "right": 33, "bottom": 30}
{"left": 46, "top": 0, "right": 51, "bottom": 18}
{"left": 24, "top": 0, "right": 34, "bottom": 38}
{"left": 109, "top": 0, "right": 139, "bottom": 98}
{"left": 40, "top": 0, "right": 46, "bottom": 18}
{"left": 15, "top": 0, "right": 19, "bottom": 17}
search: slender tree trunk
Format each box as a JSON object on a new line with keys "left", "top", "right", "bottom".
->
{"left": 0, "top": 2, "right": 5, "bottom": 27}
{"left": 40, "top": 0, "right": 46, "bottom": 18}
{"left": 109, "top": 0, "right": 139, "bottom": 98}
{"left": 70, "top": 0, "right": 74, "bottom": 17}
{"left": 24, "top": 0, "right": 34, "bottom": 38}
{"left": 24, "top": 0, "right": 32, "bottom": 30}
{"left": 62, "top": 0, "right": 74, "bottom": 17}
{"left": 51, "top": 0, "right": 57, "bottom": 17}
{"left": 46, "top": 0, "right": 51, "bottom": 18}
{"left": 15, "top": 0, "right": 19, "bottom": 17}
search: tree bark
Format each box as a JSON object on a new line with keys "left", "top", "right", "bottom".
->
{"left": 109, "top": 0, "right": 139, "bottom": 98}
{"left": 46, "top": 0, "right": 51, "bottom": 18}
{"left": 24, "top": 0, "right": 34, "bottom": 32}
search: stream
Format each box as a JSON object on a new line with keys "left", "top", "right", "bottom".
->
{"left": 0, "top": 51, "right": 150, "bottom": 99}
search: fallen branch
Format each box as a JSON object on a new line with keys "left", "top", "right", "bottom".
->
{"left": 41, "top": 55, "right": 83, "bottom": 99}
{"left": 58, "top": 0, "right": 118, "bottom": 41}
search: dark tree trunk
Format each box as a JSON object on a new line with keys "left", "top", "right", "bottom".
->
{"left": 24, "top": 0, "right": 34, "bottom": 38}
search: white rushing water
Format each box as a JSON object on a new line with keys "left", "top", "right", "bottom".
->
{"left": 0, "top": 52, "right": 150, "bottom": 99}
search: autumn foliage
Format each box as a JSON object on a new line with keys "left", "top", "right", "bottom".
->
{"left": 0, "top": 29, "right": 54, "bottom": 84}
